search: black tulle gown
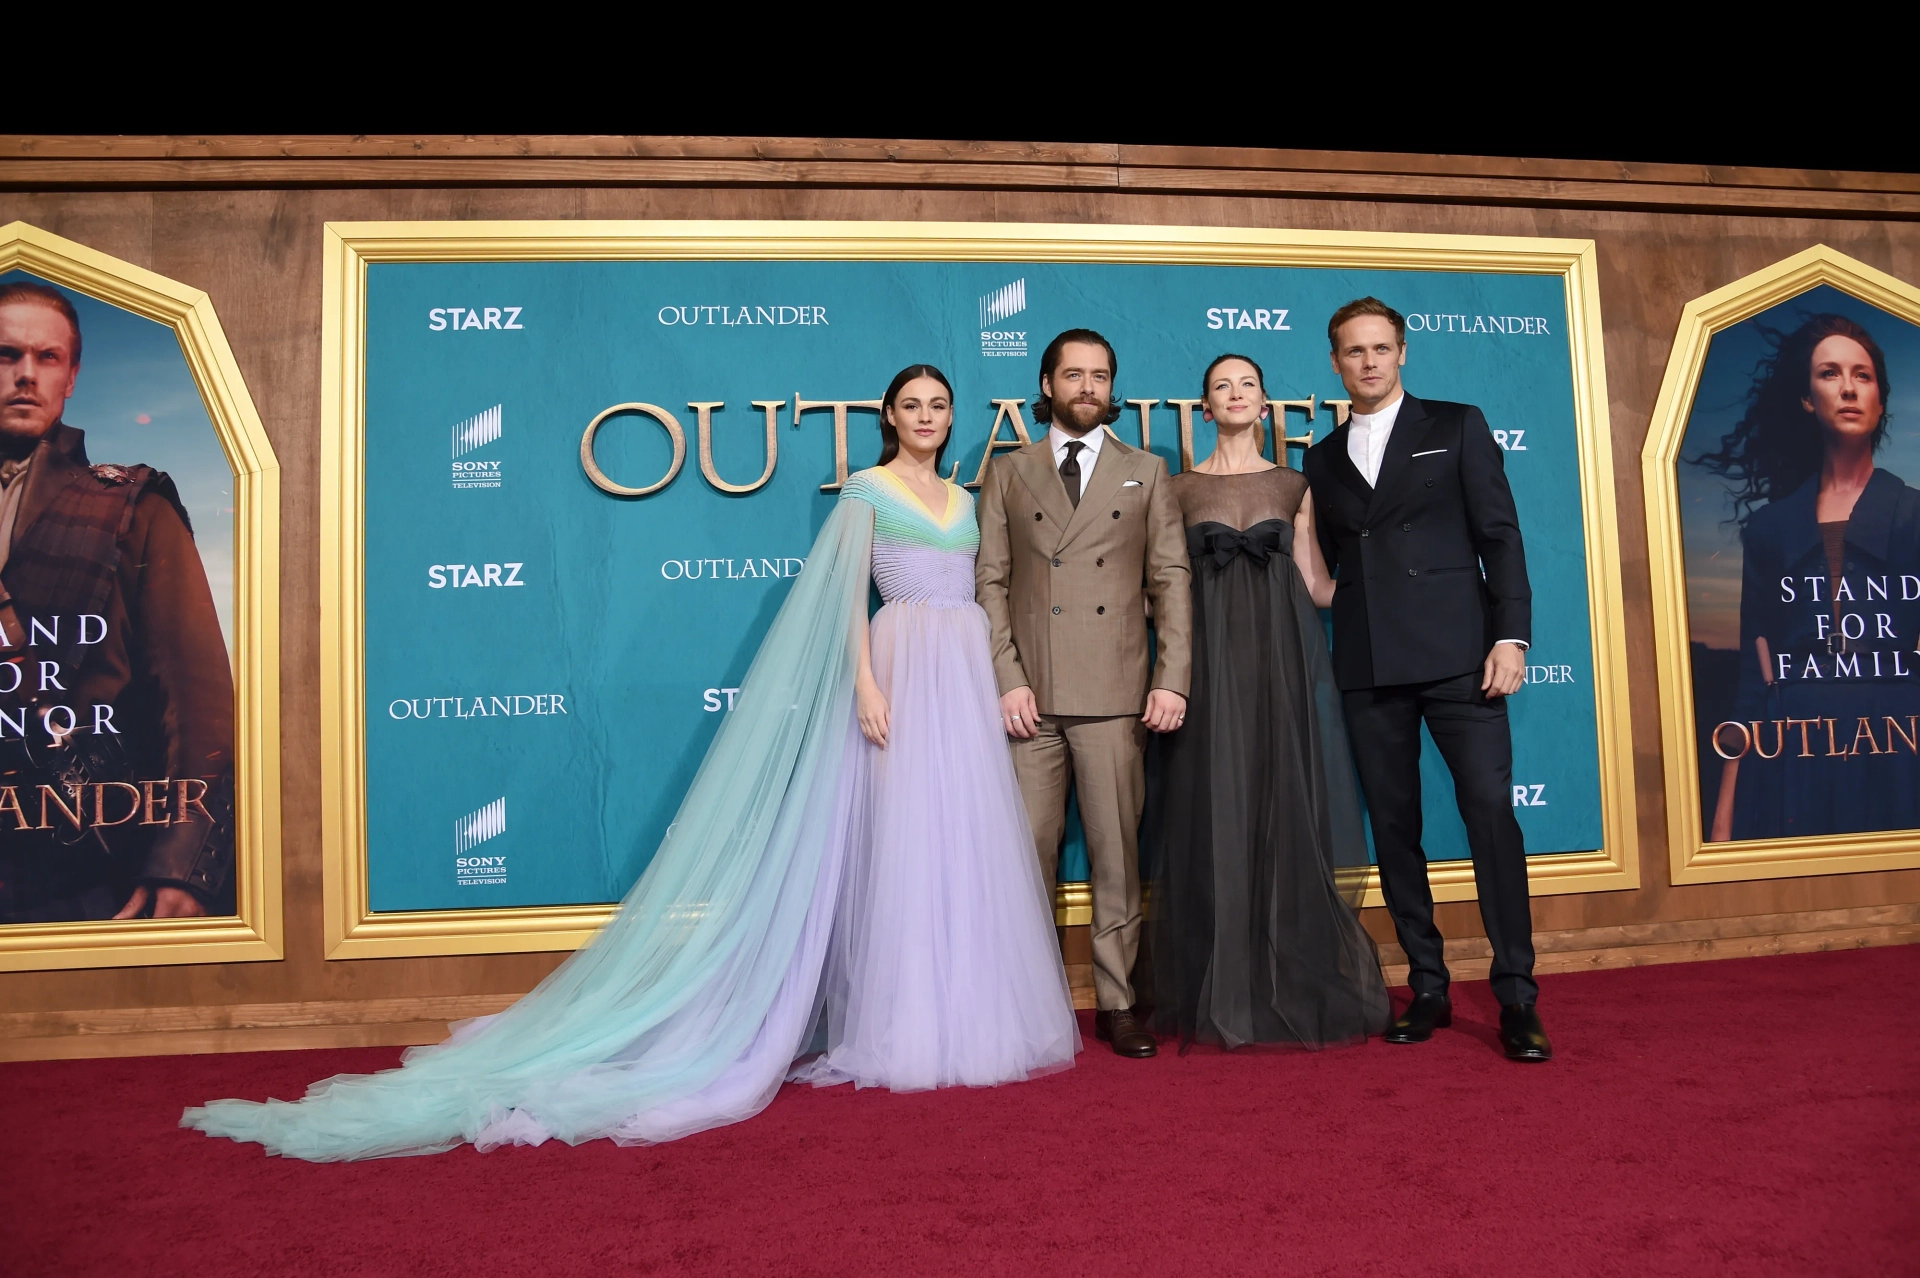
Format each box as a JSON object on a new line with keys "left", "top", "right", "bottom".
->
{"left": 1148, "top": 468, "right": 1390, "bottom": 1049}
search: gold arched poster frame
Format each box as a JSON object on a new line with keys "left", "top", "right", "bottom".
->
{"left": 0, "top": 222, "right": 282, "bottom": 970}
{"left": 1643, "top": 244, "right": 1920, "bottom": 885}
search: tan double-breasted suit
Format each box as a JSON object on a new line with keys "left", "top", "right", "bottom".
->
{"left": 976, "top": 432, "right": 1192, "bottom": 1010}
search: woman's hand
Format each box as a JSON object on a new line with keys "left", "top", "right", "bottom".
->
{"left": 857, "top": 676, "right": 890, "bottom": 748}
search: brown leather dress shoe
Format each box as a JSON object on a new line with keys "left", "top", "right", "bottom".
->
{"left": 1094, "top": 1007, "right": 1158, "bottom": 1058}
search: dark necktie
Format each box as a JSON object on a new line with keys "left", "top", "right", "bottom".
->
{"left": 1059, "top": 440, "right": 1085, "bottom": 508}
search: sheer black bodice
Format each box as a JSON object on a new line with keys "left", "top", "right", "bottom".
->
{"left": 1147, "top": 468, "right": 1389, "bottom": 1048}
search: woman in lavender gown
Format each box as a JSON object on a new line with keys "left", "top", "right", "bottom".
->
{"left": 183, "top": 365, "right": 1078, "bottom": 1161}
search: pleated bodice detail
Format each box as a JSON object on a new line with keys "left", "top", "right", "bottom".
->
{"left": 844, "top": 469, "right": 979, "bottom": 609}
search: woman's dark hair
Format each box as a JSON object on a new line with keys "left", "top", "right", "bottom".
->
{"left": 877, "top": 364, "right": 956, "bottom": 468}
{"left": 1032, "top": 328, "right": 1122, "bottom": 426}
{"left": 1201, "top": 352, "right": 1266, "bottom": 399}
{"left": 1695, "top": 313, "right": 1892, "bottom": 524}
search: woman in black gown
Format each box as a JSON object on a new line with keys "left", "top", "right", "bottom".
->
{"left": 1149, "top": 354, "right": 1390, "bottom": 1049}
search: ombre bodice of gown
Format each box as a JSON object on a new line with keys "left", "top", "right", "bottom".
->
{"left": 854, "top": 468, "right": 981, "bottom": 608}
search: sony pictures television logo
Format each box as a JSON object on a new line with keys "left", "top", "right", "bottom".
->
{"left": 454, "top": 796, "right": 507, "bottom": 886}
{"left": 979, "top": 280, "right": 1028, "bottom": 358}
{"left": 451, "top": 404, "right": 503, "bottom": 489}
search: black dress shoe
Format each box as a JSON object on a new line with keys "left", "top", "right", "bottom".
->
{"left": 1094, "top": 1007, "right": 1158, "bottom": 1058}
{"left": 1383, "top": 992, "right": 1452, "bottom": 1044}
{"left": 1499, "top": 1004, "right": 1553, "bottom": 1062}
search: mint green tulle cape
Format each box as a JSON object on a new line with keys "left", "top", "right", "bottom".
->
{"left": 183, "top": 500, "right": 875, "bottom": 1160}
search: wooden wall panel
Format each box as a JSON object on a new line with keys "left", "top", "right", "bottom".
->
{"left": 2, "top": 139, "right": 1916, "bottom": 1053}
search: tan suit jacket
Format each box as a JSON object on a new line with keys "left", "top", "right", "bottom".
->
{"left": 976, "top": 434, "right": 1192, "bottom": 717}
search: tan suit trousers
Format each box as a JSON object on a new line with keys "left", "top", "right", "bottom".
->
{"left": 1011, "top": 712, "right": 1148, "bottom": 1011}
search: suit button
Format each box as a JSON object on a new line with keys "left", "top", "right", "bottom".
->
{"left": 1360, "top": 529, "right": 1369, "bottom": 537}
{"left": 1408, "top": 569, "right": 1418, "bottom": 576}
{"left": 1402, "top": 523, "right": 1411, "bottom": 532}
{"left": 1052, "top": 558, "right": 1061, "bottom": 567}
{"left": 1097, "top": 606, "right": 1106, "bottom": 615}
{"left": 1034, "top": 512, "right": 1044, "bottom": 521}
{"left": 1052, "top": 606, "right": 1062, "bottom": 615}
{"left": 1096, "top": 557, "right": 1104, "bottom": 567}
{"left": 1425, "top": 479, "right": 1435, "bottom": 487}
{"left": 1111, "top": 510, "right": 1120, "bottom": 519}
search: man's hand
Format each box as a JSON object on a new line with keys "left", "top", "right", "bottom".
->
{"left": 1142, "top": 688, "right": 1187, "bottom": 733}
{"left": 1481, "top": 641, "right": 1526, "bottom": 698}
{"left": 1001, "top": 686, "right": 1040, "bottom": 740}
{"left": 112, "top": 885, "right": 208, "bottom": 919}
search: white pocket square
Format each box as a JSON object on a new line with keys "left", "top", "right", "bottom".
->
{"left": 1122, "top": 479, "right": 1143, "bottom": 487}
{"left": 1411, "top": 449, "right": 1447, "bottom": 457}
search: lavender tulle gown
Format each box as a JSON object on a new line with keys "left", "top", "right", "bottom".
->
{"left": 183, "top": 467, "right": 1076, "bottom": 1160}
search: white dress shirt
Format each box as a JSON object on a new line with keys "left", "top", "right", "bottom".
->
{"left": 1346, "top": 393, "right": 1403, "bottom": 488}
{"left": 1344, "top": 392, "right": 1526, "bottom": 651}
{"left": 1048, "top": 423, "right": 1106, "bottom": 498}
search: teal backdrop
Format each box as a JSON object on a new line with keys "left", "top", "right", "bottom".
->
{"left": 362, "top": 259, "right": 1601, "bottom": 912}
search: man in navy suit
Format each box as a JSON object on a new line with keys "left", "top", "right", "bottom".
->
{"left": 1301, "top": 297, "right": 1550, "bottom": 1062}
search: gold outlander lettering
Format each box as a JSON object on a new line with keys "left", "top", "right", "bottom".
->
{"left": 970, "top": 399, "right": 1036, "bottom": 489}
{"left": 1786, "top": 718, "right": 1819, "bottom": 757}
{"left": 1750, "top": 720, "right": 1786, "bottom": 759}
{"left": 1887, "top": 716, "right": 1920, "bottom": 753}
{"left": 1710, "top": 721, "right": 1751, "bottom": 760}
{"left": 37, "top": 783, "right": 83, "bottom": 830}
{"left": 581, "top": 403, "right": 687, "bottom": 497}
{"left": 141, "top": 779, "right": 173, "bottom": 826}
{"left": 176, "top": 778, "right": 215, "bottom": 826}
{"left": 1125, "top": 400, "right": 1159, "bottom": 452}
{"left": 691, "top": 401, "right": 781, "bottom": 495}
{"left": 0, "top": 785, "right": 28, "bottom": 830}
{"left": 1270, "top": 397, "right": 1318, "bottom": 455}
{"left": 1850, "top": 717, "right": 1883, "bottom": 755}
{"left": 1166, "top": 399, "right": 1205, "bottom": 472}
{"left": 93, "top": 781, "right": 141, "bottom": 827}
{"left": 794, "top": 396, "right": 882, "bottom": 492}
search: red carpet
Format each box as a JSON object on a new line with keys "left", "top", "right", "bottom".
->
{"left": 5, "top": 947, "right": 1916, "bottom": 1277}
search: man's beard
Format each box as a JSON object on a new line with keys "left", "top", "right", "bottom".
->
{"left": 1049, "top": 394, "right": 1105, "bottom": 433}
{"left": 0, "top": 420, "right": 49, "bottom": 460}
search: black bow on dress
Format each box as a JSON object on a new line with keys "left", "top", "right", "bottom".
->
{"left": 1189, "top": 519, "right": 1291, "bottom": 567}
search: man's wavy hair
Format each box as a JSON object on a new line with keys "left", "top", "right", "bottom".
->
{"left": 1693, "top": 312, "right": 1891, "bottom": 526}
{"left": 1032, "top": 328, "right": 1122, "bottom": 426}
{"left": 0, "top": 281, "right": 83, "bottom": 363}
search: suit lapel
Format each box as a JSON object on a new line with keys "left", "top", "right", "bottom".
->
{"left": 1323, "top": 423, "right": 1373, "bottom": 506}
{"left": 1058, "top": 431, "right": 1133, "bottom": 551}
{"left": 1364, "top": 395, "right": 1435, "bottom": 518}
{"left": 1012, "top": 441, "right": 1076, "bottom": 540}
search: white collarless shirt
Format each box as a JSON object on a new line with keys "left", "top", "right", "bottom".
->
{"left": 1048, "top": 424, "right": 1106, "bottom": 496}
{"left": 1346, "top": 393, "right": 1404, "bottom": 488}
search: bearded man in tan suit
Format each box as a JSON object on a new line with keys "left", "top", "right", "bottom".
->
{"left": 976, "top": 329, "right": 1192, "bottom": 1058}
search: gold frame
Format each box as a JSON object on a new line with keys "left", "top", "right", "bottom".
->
{"left": 1643, "top": 244, "right": 1920, "bottom": 885}
{"left": 0, "top": 222, "right": 282, "bottom": 971}
{"left": 321, "top": 219, "right": 1637, "bottom": 958}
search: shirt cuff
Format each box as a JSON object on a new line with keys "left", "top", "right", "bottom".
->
{"left": 1497, "top": 639, "right": 1529, "bottom": 650}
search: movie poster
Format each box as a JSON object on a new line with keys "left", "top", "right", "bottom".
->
{"left": 1680, "top": 284, "right": 1920, "bottom": 842}
{"left": 0, "top": 270, "right": 237, "bottom": 926}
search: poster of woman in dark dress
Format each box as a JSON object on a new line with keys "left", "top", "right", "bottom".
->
{"left": 1683, "top": 290, "right": 1920, "bottom": 842}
